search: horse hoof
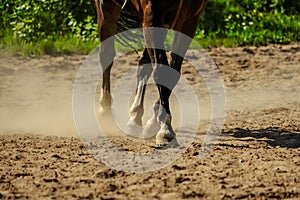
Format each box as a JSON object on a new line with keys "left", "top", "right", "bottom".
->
{"left": 155, "top": 138, "right": 179, "bottom": 149}
{"left": 142, "top": 117, "right": 160, "bottom": 139}
{"left": 126, "top": 118, "right": 143, "bottom": 138}
{"left": 155, "top": 124, "right": 177, "bottom": 148}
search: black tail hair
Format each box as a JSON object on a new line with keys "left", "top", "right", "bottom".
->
{"left": 116, "top": 3, "right": 144, "bottom": 50}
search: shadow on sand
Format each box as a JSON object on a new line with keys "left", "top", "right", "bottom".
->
{"left": 223, "top": 128, "right": 300, "bottom": 149}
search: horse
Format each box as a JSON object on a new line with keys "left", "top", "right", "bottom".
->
{"left": 94, "top": 0, "right": 207, "bottom": 147}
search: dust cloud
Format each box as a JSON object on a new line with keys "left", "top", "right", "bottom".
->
{"left": 0, "top": 49, "right": 299, "bottom": 138}
{"left": 0, "top": 57, "right": 79, "bottom": 137}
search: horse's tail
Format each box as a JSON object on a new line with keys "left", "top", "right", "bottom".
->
{"left": 94, "top": 0, "right": 103, "bottom": 33}
{"left": 94, "top": 0, "right": 142, "bottom": 50}
{"left": 116, "top": 1, "right": 143, "bottom": 50}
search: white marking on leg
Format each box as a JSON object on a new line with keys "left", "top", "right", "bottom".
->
{"left": 142, "top": 104, "right": 160, "bottom": 139}
{"left": 156, "top": 114, "right": 177, "bottom": 147}
{"left": 126, "top": 77, "right": 146, "bottom": 136}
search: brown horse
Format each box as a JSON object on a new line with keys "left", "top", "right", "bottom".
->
{"left": 95, "top": 0, "right": 207, "bottom": 147}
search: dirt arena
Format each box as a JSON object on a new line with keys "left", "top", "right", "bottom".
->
{"left": 0, "top": 44, "right": 299, "bottom": 199}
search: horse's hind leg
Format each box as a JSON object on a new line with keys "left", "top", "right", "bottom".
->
{"left": 96, "top": 1, "right": 121, "bottom": 116}
{"left": 142, "top": 98, "right": 161, "bottom": 139}
{"left": 126, "top": 49, "right": 153, "bottom": 136}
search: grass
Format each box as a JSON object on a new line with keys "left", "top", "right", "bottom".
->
{"left": 0, "top": 29, "right": 298, "bottom": 58}
{"left": 0, "top": 31, "right": 237, "bottom": 57}
{"left": 0, "top": 31, "right": 99, "bottom": 57}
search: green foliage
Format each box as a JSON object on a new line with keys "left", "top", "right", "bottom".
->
{"left": 200, "top": 0, "right": 300, "bottom": 45}
{"left": 0, "top": 0, "right": 300, "bottom": 56}
{"left": 0, "top": 0, "right": 98, "bottom": 42}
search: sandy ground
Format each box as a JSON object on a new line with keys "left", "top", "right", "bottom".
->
{"left": 0, "top": 44, "right": 299, "bottom": 199}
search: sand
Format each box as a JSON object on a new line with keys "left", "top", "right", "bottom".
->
{"left": 0, "top": 44, "right": 299, "bottom": 199}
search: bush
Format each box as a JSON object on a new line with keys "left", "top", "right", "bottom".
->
{"left": 0, "top": 0, "right": 300, "bottom": 52}
{"left": 200, "top": 0, "right": 300, "bottom": 45}
{"left": 0, "top": 0, "right": 98, "bottom": 42}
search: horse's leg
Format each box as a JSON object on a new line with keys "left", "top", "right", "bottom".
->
{"left": 126, "top": 45, "right": 165, "bottom": 139}
{"left": 153, "top": 48, "right": 177, "bottom": 147}
{"left": 154, "top": 16, "right": 201, "bottom": 146}
{"left": 142, "top": 1, "right": 176, "bottom": 146}
{"left": 142, "top": 98, "right": 161, "bottom": 138}
{"left": 97, "top": 1, "right": 121, "bottom": 116}
{"left": 126, "top": 49, "right": 153, "bottom": 135}
{"left": 154, "top": 51, "right": 180, "bottom": 147}
{"left": 155, "top": 15, "right": 201, "bottom": 147}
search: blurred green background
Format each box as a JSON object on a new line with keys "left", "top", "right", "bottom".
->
{"left": 1, "top": 0, "right": 299, "bottom": 56}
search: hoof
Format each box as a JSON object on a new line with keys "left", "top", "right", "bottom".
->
{"left": 142, "top": 117, "right": 160, "bottom": 139}
{"left": 155, "top": 138, "right": 179, "bottom": 149}
{"left": 155, "top": 124, "right": 177, "bottom": 148}
{"left": 126, "top": 118, "right": 143, "bottom": 138}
